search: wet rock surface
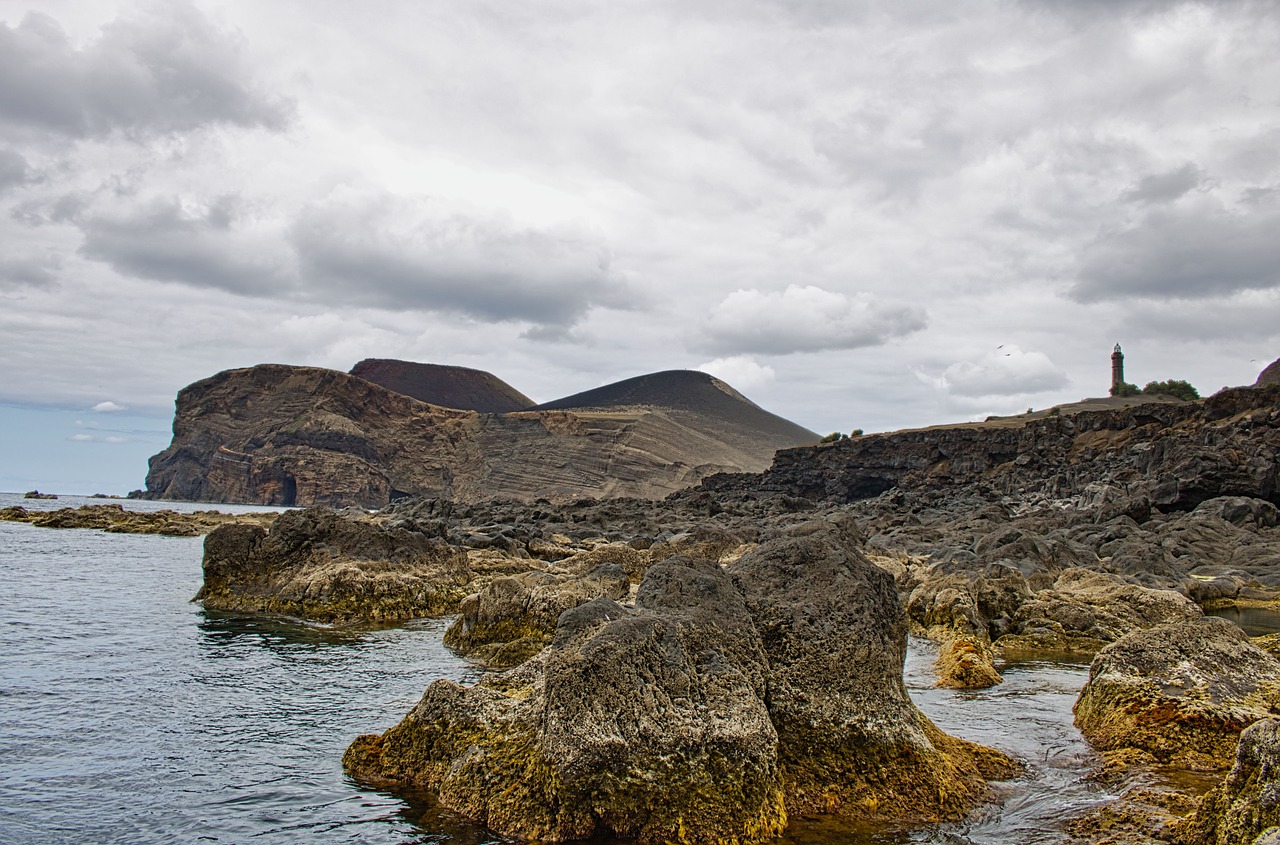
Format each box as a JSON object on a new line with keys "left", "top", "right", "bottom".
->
{"left": 197, "top": 507, "right": 473, "bottom": 623}
{"left": 345, "top": 523, "right": 1017, "bottom": 843}
{"left": 1074, "top": 618, "right": 1280, "bottom": 770}
{"left": 0, "top": 503, "right": 277, "bottom": 536}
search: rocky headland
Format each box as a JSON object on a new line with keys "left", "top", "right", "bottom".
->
{"left": 139, "top": 363, "right": 818, "bottom": 508}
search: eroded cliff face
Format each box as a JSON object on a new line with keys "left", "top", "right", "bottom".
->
{"left": 142, "top": 364, "right": 818, "bottom": 508}
{"left": 702, "top": 385, "right": 1280, "bottom": 512}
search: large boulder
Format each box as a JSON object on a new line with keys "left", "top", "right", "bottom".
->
{"left": 346, "top": 557, "right": 786, "bottom": 843}
{"left": 197, "top": 507, "right": 471, "bottom": 623}
{"left": 1181, "top": 718, "right": 1280, "bottom": 845}
{"left": 442, "top": 563, "right": 630, "bottom": 666}
{"left": 345, "top": 524, "right": 1016, "bottom": 842}
{"left": 1073, "top": 618, "right": 1280, "bottom": 770}
{"left": 728, "top": 517, "right": 1018, "bottom": 822}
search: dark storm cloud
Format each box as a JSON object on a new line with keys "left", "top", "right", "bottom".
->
{"left": 0, "top": 149, "right": 32, "bottom": 192}
{"left": 0, "top": 6, "right": 293, "bottom": 140}
{"left": 289, "top": 195, "right": 638, "bottom": 327}
{"left": 1072, "top": 203, "right": 1280, "bottom": 302}
{"left": 1120, "top": 164, "right": 1204, "bottom": 205}
{"left": 78, "top": 196, "right": 288, "bottom": 296}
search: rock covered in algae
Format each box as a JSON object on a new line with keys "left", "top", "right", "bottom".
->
{"left": 1180, "top": 718, "right": 1280, "bottom": 845}
{"left": 729, "top": 515, "right": 1018, "bottom": 821}
{"left": 347, "top": 556, "right": 786, "bottom": 843}
{"left": 442, "top": 562, "right": 630, "bottom": 666}
{"left": 1073, "top": 617, "right": 1280, "bottom": 770}
{"left": 345, "top": 520, "right": 1016, "bottom": 843}
{"left": 197, "top": 506, "right": 471, "bottom": 623}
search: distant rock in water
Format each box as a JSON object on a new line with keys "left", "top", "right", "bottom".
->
{"left": 1257, "top": 357, "right": 1280, "bottom": 388}
{"left": 350, "top": 359, "right": 534, "bottom": 413}
{"left": 141, "top": 364, "right": 818, "bottom": 508}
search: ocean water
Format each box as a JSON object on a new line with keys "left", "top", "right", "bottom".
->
{"left": 0, "top": 493, "right": 1112, "bottom": 844}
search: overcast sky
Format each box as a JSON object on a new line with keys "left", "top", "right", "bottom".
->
{"left": 2, "top": 0, "right": 1278, "bottom": 494}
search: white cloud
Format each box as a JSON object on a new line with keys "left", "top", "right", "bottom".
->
{"left": 703, "top": 285, "right": 927, "bottom": 355}
{"left": 66, "top": 432, "right": 94, "bottom": 442}
{"left": 696, "top": 356, "right": 776, "bottom": 391}
{"left": 91, "top": 401, "right": 126, "bottom": 412}
{"left": 924, "top": 345, "right": 1070, "bottom": 399}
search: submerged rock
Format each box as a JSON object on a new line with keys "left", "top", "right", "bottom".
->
{"left": 346, "top": 522, "right": 1016, "bottom": 843}
{"left": 1074, "top": 618, "right": 1280, "bottom": 771}
{"left": 197, "top": 507, "right": 471, "bottom": 623}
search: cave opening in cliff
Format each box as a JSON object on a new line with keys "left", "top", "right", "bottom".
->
{"left": 388, "top": 488, "right": 411, "bottom": 503}
{"left": 280, "top": 476, "right": 297, "bottom": 507}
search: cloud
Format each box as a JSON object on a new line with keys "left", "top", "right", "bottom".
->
{"left": 0, "top": 149, "right": 32, "bottom": 192}
{"left": 0, "top": 254, "right": 60, "bottom": 290}
{"left": 1120, "top": 163, "right": 1204, "bottom": 205}
{"left": 925, "top": 345, "right": 1070, "bottom": 399}
{"left": 703, "top": 285, "right": 926, "bottom": 355}
{"left": 1071, "top": 201, "right": 1280, "bottom": 302}
{"left": 77, "top": 194, "right": 291, "bottom": 296}
{"left": 696, "top": 355, "right": 776, "bottom": 391}
{"left": 66, "top": 433, "right": 94, "bottom": 442}
{"left": 91, "top": 401, "right": 126, "bottom": 413}
{"left": 290, "top": 189, "right": 637, "bottom": 327}
{"left": 0, "top": 6, "right": 293, "bottom": 140}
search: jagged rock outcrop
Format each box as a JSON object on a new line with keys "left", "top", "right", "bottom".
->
{"left": 1073, "top": 618, "right": 1280, "bottom": 771}
{"left": 142, "top": 364, "right": 817, "bottom": 508}
{"left": 197, "top": 507, "right": 472, "bottom": 622}
{"left": 701, "top": 384, "right": 1280, "bottom": 512}
{"left": 350, "top": 359, "right": 534, "bottom": 412}
{"left": 344, "top": 523, "right": 1015, "bottom": 843}
{"left": 442, "top": 563, "right": 630, "bottom": 666}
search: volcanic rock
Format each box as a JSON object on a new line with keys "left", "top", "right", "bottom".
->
{"left": 350, "top": 359, "right": 534, "bottom": 412}
{"left": 0, "top": 503, "right": 276, "bottom": 536}
{"left": 442, "top": 563, "right": 630, "bottom": 666}
{"left": 1073, "top": 617, "right": 1280, "bottom": 770}
{"left": 1258, "top": 358, "right": 1280, "bottom": 388}
{"left": 142, "top": 364, "right": 817, "bottom": 508}
{"left": 344, "top": 523, "right": 1015, "bottom": 842}
{"left": 1181, "top": 718, "right": 1280, "bottom": 845}
{"left": 197, "top": 507, "right": 472, "bottom": 623}
{"left": 345, "top": 557, "right": 787, "bottom": 843}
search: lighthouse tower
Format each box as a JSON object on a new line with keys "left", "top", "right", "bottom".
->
{"left": 1111, "top": 344, "right": 1125, "bottom": 394}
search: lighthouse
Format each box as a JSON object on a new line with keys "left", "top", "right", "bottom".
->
{"left": 1111, "top": 344, "right": 1124, "bottom": 394}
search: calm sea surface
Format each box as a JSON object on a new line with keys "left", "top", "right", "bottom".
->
{"left": 0, "top": 493, "right": 1114, "bottom": 844}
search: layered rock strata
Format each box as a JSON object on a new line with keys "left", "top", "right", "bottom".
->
{"left": 344, "top": 522, "right": 1016, "bottom": 843}
{"left": 142, "top": 364, "right": 817, "bottom": 508}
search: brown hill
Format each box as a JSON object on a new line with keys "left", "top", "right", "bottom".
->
{"left": 141, "top": 364, "right": 818, "bottom": 508}
{"left": 350, "top": 359, "right": 533, "bottom": 412}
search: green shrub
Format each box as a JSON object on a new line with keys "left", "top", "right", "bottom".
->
{"left": 850, "top": 428, "right": 863, "bottom": 437}
{"left": 1110, "top": 381, "right": 1141, "bottom": 397}
{"left": 819, "top": 432, "right": 848, "bottom": 443}
{"left": 1142, "top": 379, "right": 1199, "bottom": 401}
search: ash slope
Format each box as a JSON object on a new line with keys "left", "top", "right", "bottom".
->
{"left": 141, "top": 364, "right": 819, "bottom": 508}
{"left": 350, "top": 358, "right": 534, "bottom": 413}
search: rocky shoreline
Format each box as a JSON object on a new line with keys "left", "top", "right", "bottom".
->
{"left": 12, "top": 374, "right": 1280, "bottom": 842}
